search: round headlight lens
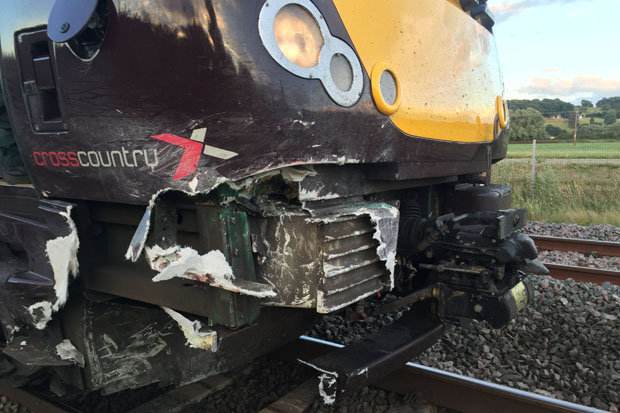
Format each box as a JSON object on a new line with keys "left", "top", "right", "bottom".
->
{"left": 273, "top": 4, "right": 324, "bottom": 68}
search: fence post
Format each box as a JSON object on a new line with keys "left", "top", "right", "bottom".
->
{"left": 530, "top": 139, "right": 536, "bottom": 199}
{"left": 573, "top": 111, "right": 578, "bottom": 146}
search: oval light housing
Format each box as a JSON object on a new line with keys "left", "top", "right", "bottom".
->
{"left": 371, "top": 62, "right": 402, "bottom": 115}
{"left": 496, "top": 95, "right": 508, "bottom": 129}
{"left": 273, "top": 4, "right": 324, "bottom": 68}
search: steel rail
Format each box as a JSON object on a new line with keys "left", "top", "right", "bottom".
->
{"left": 527, "top": 235, "right": 620, "bottom": 285}
{"left": 281, "top": 336, "right": 604, "bottom": 413}
{"left": 530, "top": 235, "right": 620, "bottom": 257}
{"left": 543, "top": 263, "right": 620, "bottom": 286}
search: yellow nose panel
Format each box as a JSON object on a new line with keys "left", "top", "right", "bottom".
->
{"left": 333, "top": 0, "right": 503, "bottom": 143}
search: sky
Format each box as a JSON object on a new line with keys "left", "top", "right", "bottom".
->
{"left": 490, "top": 0, "right": 620, "bottom": 105}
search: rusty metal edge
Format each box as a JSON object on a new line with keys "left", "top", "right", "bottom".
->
{"left": 544, "top": 263, "right": 620, "bottom": 286}
{"left": 531, "top": 235, "right": 620, "bottom": 258}
{"left": 294, "top": 336, "right": 603, "bottom": 413}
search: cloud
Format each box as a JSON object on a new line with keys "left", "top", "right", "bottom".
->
{"left": 519, "top": 76, "right": 620, "bottom": 96}
{"left": 543, "top": 68, "right": 561, "bottom": 73}
{"left": 490, "top": 0, "right": 591, "bottom": 22}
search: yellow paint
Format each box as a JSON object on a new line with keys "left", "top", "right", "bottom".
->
{"left": 510, "top": 281, "right": 528, "bottom": 311}
{"left": 496, "top": 96, "right": 509, "bottom": 129}
{"left": 333, "top": 0, "right": 504, "bottom": 142}
{"left": 371, "top": 62, "right": 402, "bottom": 115}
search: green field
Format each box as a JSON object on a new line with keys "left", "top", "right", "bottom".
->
{"left": 506, "top": 141, "right": 620, "bottom": 159}
{"left": 492, "top": 162, "right": 620, "bottom": 225}
{"left": 544, "top": 117, "right": 595, "bottom": 129}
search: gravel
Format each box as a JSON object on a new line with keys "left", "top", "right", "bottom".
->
{"left": 185, "top": 358, "right": 309, "bottom": 413}
{"left": 309, "top": 276, "right": 620, "bottom": 412}
{"left": 0, "top": 396, "right": 31, "bottom": 413}
{"left": 418, "top": 276, "right": 619, "bottom": 411}
{"left": 524, "top": 222, "right": 620, "bottom": 242}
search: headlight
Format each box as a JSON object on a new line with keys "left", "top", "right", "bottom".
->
{"left": 274, "top": 5, "right": 324, "bottom": 68}
{"left": 259, "top": 0, "right": 363, "bottom": 107}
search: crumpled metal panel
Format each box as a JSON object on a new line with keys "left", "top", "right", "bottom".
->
{"left": 258, "top": 201, "right": 398, "bottom": 313}
{"left": 318, "top": 216, "right": 387, "bottom": 313}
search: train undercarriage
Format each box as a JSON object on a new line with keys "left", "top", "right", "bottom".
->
{"left": 0, "top": 164, "right": 545, "bottom": 401}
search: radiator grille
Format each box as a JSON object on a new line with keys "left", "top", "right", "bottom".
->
{"left": 317, "top": 216, "right": 389, "bottom": 313}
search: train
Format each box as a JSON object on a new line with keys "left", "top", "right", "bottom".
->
{"left": 0, "top": 0, "right": 546, "bottom": 404}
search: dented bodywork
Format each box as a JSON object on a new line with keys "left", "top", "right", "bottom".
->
{"left": 0, "top": 0, "right": 525, "bottom": 399}
{"left": 127, "top": 169, "right": 399, "bottom": 314}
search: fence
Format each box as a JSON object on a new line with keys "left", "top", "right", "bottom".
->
{"left": 492, "top": 138, "right": 620, "bottom": 225}
{"left": 505, "top": 140, "right": 620, "bottom": 160}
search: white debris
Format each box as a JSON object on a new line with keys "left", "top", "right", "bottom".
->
{"left": 5, "top": 325, "right": 20, "bottom": 342}
{"left": 347, "top": 205, "right": 399, "bottom": 288}
{"left": 147, "top": 246, "right": 233, "bottom": 281}
{"left": 25, "top": 206, "right": 80, "bottom": 330}
{"left": 297, "top": 359, "right": 339, "bottom": 405}
{"left": 124, "top": 205, "right": 153, "bottom": 261}
{"left": 162, "top": 307, "right": 217, "bottom": 351}
{"left": 146, "top": 245, "right": 276, "bottom": 298}
{"left": 292, "top": 119, "right": 315, "bottom": 128}
{"left": 188, "top": 176, "right": 199, "bottom": 193}
{"left": 19, "top": 341, "right": 26, "bottom": 346}
{"left": 318, "top": 374, "right": 337, "bottom": 405}
{"left": 298, "top": 188, "right": 340, "bottom": 201}
{"left": 46, "top": 206, "right": 80, "bottom": 310}
{"left": 356, "top": 367, "right": 368, "bottom": 376}
{"left": 55, "top": 339, "right": 85, "bottom": 367}
{"left": 27, "top": 301, "right": 53, "bottom": 330}
{"left": 280, "top": 166, "right": 317, "bottom": 182}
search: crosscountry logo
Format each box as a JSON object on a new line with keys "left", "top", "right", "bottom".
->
{"left": 152, "top": 128, "right": 238, "bottom": 180}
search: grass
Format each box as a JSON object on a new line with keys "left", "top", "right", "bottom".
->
{"left": 492, "top": 162, "right": 620, "bottom": 225}
{"left": 543, "top": 115, "right": 617, "bottom": 130}
{"left": 506, "top": 141, "right": 620, "bottom": 159}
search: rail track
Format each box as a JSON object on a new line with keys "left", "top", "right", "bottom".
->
{"left": 530, "top": 235, "right": 620, "bottom": 285}
{"left": 2, "top": 335, "right": 602, "bottom": 413}
{"left": 264, "top": 336, "right": 602, "bottom": 413}
{"left": 530, "top": 235, "right": 620, "bottom": 257}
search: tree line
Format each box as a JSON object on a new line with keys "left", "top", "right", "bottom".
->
{"left": 507, "top": 98, "right": 574, "bottom": 117}
{"left": 506, "top": 97, "right": 620, "bottom": 141}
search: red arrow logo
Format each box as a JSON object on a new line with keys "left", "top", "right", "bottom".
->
{"left": 152, "top": 133, "right": 203, "bottom": 180}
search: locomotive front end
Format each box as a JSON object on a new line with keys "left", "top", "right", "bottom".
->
{"left": 0, "top": 0, "right": 545, "bottom": 402}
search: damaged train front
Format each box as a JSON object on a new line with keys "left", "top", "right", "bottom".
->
{"left": 0, "top": 0, "right": 550, "bottom": 403}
